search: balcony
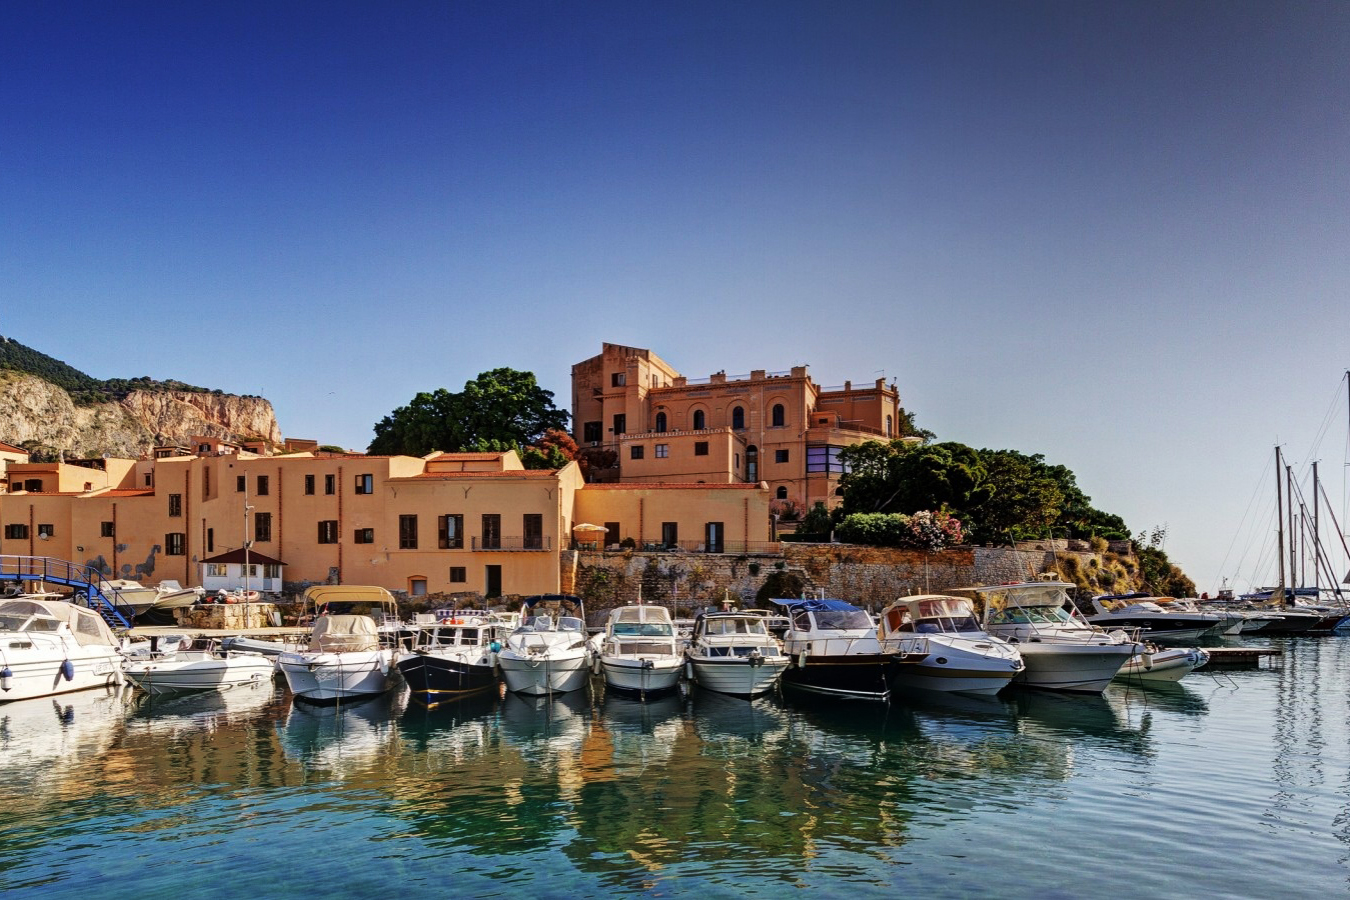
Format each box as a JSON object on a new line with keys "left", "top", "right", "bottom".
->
{"left": 470, "top": 535, "right": 553, "bottom": 552}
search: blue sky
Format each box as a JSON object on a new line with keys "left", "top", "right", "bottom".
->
{"left": 4, "top": 1, "right": 1350, "bottom": 594}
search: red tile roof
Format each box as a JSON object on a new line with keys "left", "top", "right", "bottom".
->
{"left": 581, "top": 483, "right": 764, "bottom": 491}
{"left": 0, "top": 440, "right": 25, "bottom": 454}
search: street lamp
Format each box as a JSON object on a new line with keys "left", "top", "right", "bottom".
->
{"left": 243, "top": 483, "right": 253, "bottom": 601}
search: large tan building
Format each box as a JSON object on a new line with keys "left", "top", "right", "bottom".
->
{"left": 571, "top": 343, "right": 902, "bottom": 514}
{"left": 0, "top": 444, "right": 771, "bottom": 598}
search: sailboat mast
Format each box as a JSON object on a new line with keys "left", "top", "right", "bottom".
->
{"left": 1313, "top": 460, "right": 1320, "bottom": 593}
{"left": 1287, "top": 462, "right": 1297, "bottom": 590}
{"left": 1275, "top": 445, "right": 1287, "bottom": 606}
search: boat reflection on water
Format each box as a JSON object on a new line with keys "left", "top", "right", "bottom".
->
{"left": 689, "top": 687, "right": 788, "bottom": 756}
{"left": 126, "top": 677, "right": 280, "bottom": 737}
{"left": 1110, "top": 680, "right": 1211, "bottom": 717}
{"left": 276, "top": 687, "right": 408, "bottom": 777}
{"left": 499, "top": 687, "right": 590, "bottom": 756}
{"left": 0, "top": 684, "right": 132, "bottom": 798}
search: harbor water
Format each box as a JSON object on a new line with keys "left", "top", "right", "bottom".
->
{"left": 2, "top": 635, "right": 1348, "bottom": 899}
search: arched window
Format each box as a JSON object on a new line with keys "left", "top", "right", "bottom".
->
{"left": 746, "top": 446, "right": 758, "bottom": 483}
{"left": 732, "top": 406, "right": 745, "bottom": 430}
{"left": 775, "top": 486, "right": 788, "bottom": 500}
{"left": 772, "top": 404, "right": 785, "bottom": 427}
{"left": 655, "top": 412, "right": 667, "bottom": 433}
{"left": 693, "top": 409, "right": 706, "bottom": 430}
{"left": 886, "top": 414, "right": 893, "bottom": 437}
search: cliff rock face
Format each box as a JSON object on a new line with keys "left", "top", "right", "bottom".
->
{"left": 0, "top": 371, "right": 282, "bottom": 458}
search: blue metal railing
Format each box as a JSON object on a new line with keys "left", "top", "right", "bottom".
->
{"left": 0, "top": 555, "right": 135, "bottom": 629}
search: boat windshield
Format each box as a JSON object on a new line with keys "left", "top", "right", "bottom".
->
{"left": 704, "top": 617, "right": 767, "bottom": 635}
{"left": 989, "top": 605, "right": 1074, "bottom": 626}
{"left": 0, "top": 613, "right": 58, "bottom": 633}
{"left": 809, "top": 610, "right": 874, "bottom": 631}
{"left": 613, "top": 622, "right": 674, "bottom": 637}
{"left": 913, "top": 614, "right": 983, "bottom": 634}
{"left": 524, "top": 615, "right": 553, "bottom": 630}
{"left": 558, "top": 616, "right": 584, "bottom": 632}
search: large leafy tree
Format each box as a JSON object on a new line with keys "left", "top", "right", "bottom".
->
{"left": 837, "top": 439, "right": 988, "bottom": 515}
{"left": 962, "top": 449, "right": 1064, "bottom": 544}
{"left": 368, "top": 368, "right": 569, "bottom": 456}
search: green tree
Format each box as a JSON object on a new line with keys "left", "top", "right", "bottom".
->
{"left": 368, "top": 368, "right": 569, "bottom": 456}
{"left": 520, "top": 428, "right": 579, "bottom": 470}
{"left": 838, "top": 440, "right": 987, "bottom": 515}
{"left": 963, "top": 449, "right": 1064, "bottom": 544}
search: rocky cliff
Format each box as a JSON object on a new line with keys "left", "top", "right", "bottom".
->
{"left": 0, "top": 370, "right": 282, "bottom": 458}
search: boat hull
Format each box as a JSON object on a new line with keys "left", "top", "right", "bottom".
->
{"left": 1011, "top": 642, "right": 1137, "bottom": 694}
{"left": 600, "top": 656, "right": 683, "bottom": 697}
{"left": 0, "top": 648, "right": 124, "bottom": 702}
{"left": 278, "top": 649, "right": 393, "bottom": 703}
{"left": 781, "top": 655, "right": 897, "bottom": 701}
{"left": 688, "top": 655, "right": 789, "bottom": 698}
{"left": 498, "top": 651, "right": 590, "bottom": 695}
{"left": 397, "top": 650, "right": 499, "bottom": 699}
{"left": 124, "top": 653, "right": 275, "bottom": 695}
{"left": 1115, "top": 647, "right": 1208, "bottom": 682}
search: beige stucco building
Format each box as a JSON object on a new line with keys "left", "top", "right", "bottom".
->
{"left": 0, "top": 444, "right": 771, "bottom": 599}
{"left": 571, "top": 342, "right": 902, "bottom": 515}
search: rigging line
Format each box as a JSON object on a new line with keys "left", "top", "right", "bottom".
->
{"left": 1215, "top": 445, "right": 1279, "bottom": 586}
{"left": 1295, "top": 375, "right": 1346, "bottom": 470}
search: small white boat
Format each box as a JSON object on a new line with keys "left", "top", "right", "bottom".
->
{"left": 685, "top": 608, "right": 789, "bottom": 698}
{"left": 148, "top": 581, "right": 206, "bottom": 611}
{"left": 498, "top": 608, "right": 591, "bottom": 696}
{"left": 123, "top": 639, "right": 275, "bottom": 694}
{"left": 590, "top": 604, "right": 683, "bottom": 699}
{"left": 278, "top": 586, "right": 400, "bottom": 703}
{"left": 0, "top": 597, "right": 126, "bottom": 701}
{"left": 1114, "top": 645, "right": 1209, "bottom": 682}
{"left": 101, "top": 579, "right": 161, "bottom": 615}
{"left": 878, "top": 595, "right": 1024, "bottom": 696}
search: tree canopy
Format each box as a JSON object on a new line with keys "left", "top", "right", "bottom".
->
{"left": 368, "top": 368, "right": 569, "bottom": 456}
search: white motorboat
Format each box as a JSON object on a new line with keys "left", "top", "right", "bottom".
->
{"left": 772, "top": 597, "right": 922, "bottom": 702}
{"left": 123, "top": 639, "right": 275, "bottom": 695}
{"left": 1085, "top": 594, "right": 1225, "bottom": 643}
{"left": 877, "top": 595, "right": 1024, "bottom": 696}
{"left": 498, "top": 610, "right": 591, "bottom": 696}
{"left": 1114, "top": 645, "right": 1209, "bottom": 682}
{"left": 0, "top": 597, "right": 126, "bottom": 701}
{"left": 147, "top": 580, "right": 206, "bottom": 611}
{"left": 590, "top": 604, "right": 683, "bottom": 699}
{"left": 684, "top": 608, "right": 789, "bottom": 698}
{"left": 278, "top": 586, "right": 400, "bottom": 703}
{"left": 955, "top": 578, "right": 1144, "bottom": 694}
{"left": 397, "top": 610, "right": 509, "bottom": 703}
{"left": 101, "top": 579, "right": 161, "bottom": 615}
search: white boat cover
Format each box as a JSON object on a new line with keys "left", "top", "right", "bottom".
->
{"left": 310, "top": 614, "right": 380, "bottom": 652}
{"left": 0, "top": 598, "right": 120, "bottom": 647}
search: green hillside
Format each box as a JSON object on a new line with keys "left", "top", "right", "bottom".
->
{"left": 0, "top": 335, "right": 212, "bottom": 404}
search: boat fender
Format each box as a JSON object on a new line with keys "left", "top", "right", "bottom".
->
{"left": 60, "top": 659, "right": 75, "bottom": 681}
{"left": 1141, "top": 652, "right": 1153, "bottom": 671}
{"left": 0, "top": 665, "right": 11, "bottom": 692}
{"left": 489, "top": 641, "right": 502, "bottom": 653}
{"left": 685, "top": 662, "right": 693, "bottom": 680}
{"left": 797, "top": 650, "right": 807, "bottom": 669}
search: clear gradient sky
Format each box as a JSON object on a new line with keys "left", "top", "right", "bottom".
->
{"left": 4, "top": 2, "right": 1350, "bottom": 595}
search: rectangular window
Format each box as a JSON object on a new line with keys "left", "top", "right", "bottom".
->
{"left": 449, "top": 566, "right": 467, "bottom": 583}
{"left": 165, "top": 533, "right": 186, "bottom": 555}
{"left": 611, "top": 372, "right": 626, "bottom": 387}
{"left": 24, "top": 479, "right": 43, "bottom": 492}
{"left": 318, "top": 520, "right": 338, "bottom": 544}
{"left": 661, "top": 522, "right": 678, "bottom": 547}
{"left": 256, "top": 475, "right": 269, "bottom": 496}
{"left": 355, "top": 474, "right": 373, "bottom": 494}
{"left": 806, "top": 445, "right": 849, "bottom": 474}
{"left": 630, "top": 445, "right": 645, "bottom": 460}
{"left": 324, "top": 474, "right": 336, "bottom": 495}
{"left": 694, "top": 441, "right": 709, "bottom": 456}
{"left": 583, "top": 421, "right": 602, "bottom": 444}
{"left": 237, "top": 475, "right": 246, "bottom": 493}
{"left": 254, "top": 512, "right": 272, "bottom": 543}
{"left": 168, "top": 493, "right": 182, "bottom": 517}
{"left": 775, "top": 449, "right": 789, "bottom": 463}
{"left": 304, "top": 474, "right": 315, "bottom": 495}
{"left": 604, "top": 522, "right": 620, "bottom": 547}
{"left": 523, "top": 514, "right": 543, "bottom": 550}
{"left": 705, "top": 521, "right": 724, "bottom": 554}
{"left": 354, "top": 528, "right": 374, "bottom": 544}
{"left": 481, "top": 514, "right": 501, "bottom": 550}
{"left": 37, "top": 524, "right": 54, "bottom": 538}
{"left": 204, "top": 467, "right": 210, "bottom": 497}
{"left": 206, "top": 563, "right": 227, "bottom": 577}
{"left": 655, "top": 444, "right": 669, "bottom": 458}
{"left": 207, "top": 527, "right": 214, "bottom": 552}
{"left": 399, "top": 514, "right": 418, "bottom": 549}
{"left": 264, "top": 564, "right": 280, "bottom": 580}
{"left": 4, "top": 524, "right": 29, "bottom": 539}
{"left": 101, "top": 521, "right": 115, "bottom": 537}
{"left": 613, "top": 414, "right": 626, "bottom": 436}
{"left": 439, "top": 514, "right": 464, "bottom": 549}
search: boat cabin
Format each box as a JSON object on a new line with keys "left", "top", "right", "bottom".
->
{"left": 881, "top": 596, "right": 983, "bottom": 636}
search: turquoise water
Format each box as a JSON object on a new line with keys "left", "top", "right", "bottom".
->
{"left": 2, "top": 636, "right": 1348, "bottom": 899}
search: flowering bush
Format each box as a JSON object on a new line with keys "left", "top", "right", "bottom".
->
{"left": 834, "top": 510, "right": 964, "bottom": 550}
